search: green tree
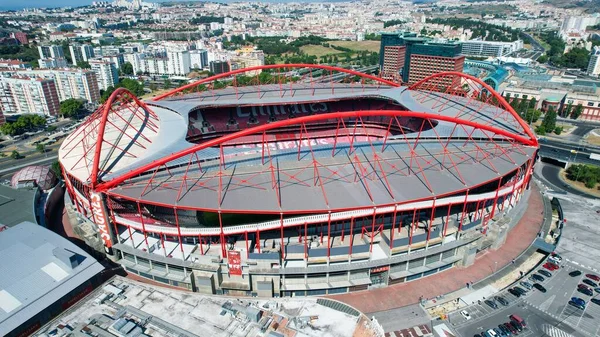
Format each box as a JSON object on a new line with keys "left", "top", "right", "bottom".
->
{"left": 121, "top": 62, "right": 134, "bottom": 75}
{"left": 554, "top": 126, "right": 563, "bottom": 135}
{"left": 563, "top": 102, "right": 573, "bottom": 118}
{"left": 11, "top": 150, "right": 20, "bottom": 159}
{"left": 119, "top": 78, "right": 144, "bottom": 96}
{"left": 76, "top": 61, "right": 91, "bottom": 69}
{"left": 59, "top": 98, "right": 84, "bottom": 118}
{"left": 541, "top": 106, "right": 557, "bottom": 132}
{"left": 571, "top": 104, "right": 584, "bottom": 119}
{"left": 537, "top": 54, "right": 548, "bottom": 63}
{"left": 36, "top": 143, "right": 45, "bottom": 154}
{"left": 535, "top": 125, "right": 546, "bottom": 135}
{"left": 163, "top": 79, "right": 172, "bottom": 89}
{"left": 51, "top": 160, "right": 63, "bottom": 179}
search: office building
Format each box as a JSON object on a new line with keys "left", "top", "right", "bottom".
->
{"left": 461, "top": 40, "right": 523, "bottom": 58}
{"left": 0, "top": 77, "right": 60, "bottom": 116}
{"left": 380, "top": 45, "right": 405, "bottom": 81}
{"left": 90, "top": 60, "right": 119, "bottom": 90}
{"left": 210, "top": 60, "right": 230, "bottom": 74}
{"left": 0, "top": 221, "right": 104, "bottom": 337}
{"left": 69, "top": 44, "right": 95, "bottom": 65}
{"left": 379, "top": 32, "right": 465, "bottom": 85}
{"left": 38, "top": 58, "right": 68, "bottom": 69}
{"left": 37, "top": 45, "right": 65, "bottom": 59}
{"left": 587, "top": 46, "right": 600, "bottom": 76}
{"left": 190, "top": 49, "right": 208, "bottom": 69}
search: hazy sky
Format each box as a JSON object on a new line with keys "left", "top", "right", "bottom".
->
{"left": 0, "top": 0, "right": 93, "bottom": 10}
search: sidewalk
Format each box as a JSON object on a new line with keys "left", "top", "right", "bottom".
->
{"left": 328, "top": 184, "right": 545, "bottom": 314}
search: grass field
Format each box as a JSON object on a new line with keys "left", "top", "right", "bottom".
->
{"left": 586, "top": 131, "right": 600, "bottom": 145}
{"left": 329, "top": 40, "right": 381, "bottom": 53}
{"left": 299, "top": 44, "right": 344, "bottom": 57}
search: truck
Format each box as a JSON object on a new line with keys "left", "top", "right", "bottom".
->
{"left": 590, "top": 153, "right": 600, "bottom": 161}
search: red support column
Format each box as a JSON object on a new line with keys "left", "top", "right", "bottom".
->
{"left": 427, "top": 199, "right": 436, "bottom": 242}
{"left": 341, "top": 218, "right": 345, "bottom": 243}
{"left": 245, "top": 231, "right": 249, "bottom": 259}
{"left": 326, "top": 212, "right": 332, "bottom": 258}
{"left": 173, "top": 208, "right": 185, "bottom": 258}
{"left": 127, "top": 225, "right": 135, "bottom": 248}
{"left": 280, "top": 213, "right": 285, "bottom": 259}
{"left": 490, "top": 178, "right": 503, "bottom": 218}
{"left": 444, "top": 203, "right": 451, "bottom": 237}
{"left": 304, "top": 222, "right": 308, "bottom": 260}
{"left": 349, "top": 217, "right": 355, "bottom": 256}
{"left": 199, "top": 234, "right": 204, "bottom": 255}
{"left": 459, "top": 190, "right": 469, "bottom": 231}
{"left": 390, "top": 205, "right": 398, "bottom": 252}
{"left": 409, "top": 208, "right": 417, "bottom": 245}
{"left": 256, "top": 229, "right": 261, "bottom": 253}
{"left": 217, "top": 211, "right": 226, "bottom": 258}
{"left": 369, "top": 208, "right": 376, "bottom": 253}
{"left": 136, "top": 202, "right": 149, "bottom": 249}
{"left": 474, "top": 200, "right": 481, "bottom": 221}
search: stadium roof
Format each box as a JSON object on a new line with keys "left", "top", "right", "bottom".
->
{"left": 0, "top": 222, "right": 104, "bottom": 336}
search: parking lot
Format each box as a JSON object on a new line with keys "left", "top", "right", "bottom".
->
{"left": 448, "top": 259, "right": 597, "bottom": 337}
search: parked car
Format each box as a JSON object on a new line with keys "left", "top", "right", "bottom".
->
{"left": 461, "top": 310, "right": 472, "bottom": 320}
{"left": 538, "top": 270, "right": 552, "bottom": 278}
{"left": 504, "top": 322, "right": 517, "bottom": 335}
{"left": 569, "top": 300, "right": 586, "bottom": 310}
{"left": 493, "top": 328, "right": 504, "bottom": 337}
{"left": 586, "top": 274, "right": 600, "bottom": 282}
{"left": 485, "top": 299, "right": 498, "bottom": 309}
{"left": 498, "top": 324, "right": 511, "bottom": 336}
{"left": 595, "top": 287, "right": 600, "bottom": 293}
{"left": 549, "top": 254, "right": 562, "bottom": 264}
{"left": 591, "top": 298, "right": 600, "bottom": 306}
{"left": 520, "top": 281, "right": 533, "bottom": 290}
{"left": 569, "top": 270, "right": 582, "bottom": 277}
{"left": 509, "top": 320, "right": 523, "bottom": 332}
{"left": 543, "top": 262, "right": 559, "bottom": 271}
{"left": 530, "top": 274, "right": 545, "bottom": 282}
{"left": 510, "top": 314, "right": 527, "bottom": 328}
{"left": 513, "top": 286, "right": 527, "bottom": 295}
{"left": 496, "top": 296, "right": 509, "bottom": 306}
{"left": 533, "top": 283, "right": 547, "bottom": 293}
{"left": 583, "top": 279, "right": 598, "bottom": 288}
{"left": 508, "top": 288, "right": 522, "bottom": 297}
{"left": 578, "top": 285, "right": 594, "bottom": 296}
{"left": 486, "top": 328, "right": 498, "bottom": 337}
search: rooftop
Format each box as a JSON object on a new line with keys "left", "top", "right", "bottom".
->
{"left": 0, "top": 184, "right": 37, "bottom": 227}
{"left": 0, "top": 222, "right": 104, "bottom": 336}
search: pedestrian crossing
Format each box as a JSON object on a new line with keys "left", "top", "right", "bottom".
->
{"left": 541, "top": 324, "right": 575, "bottom": 337}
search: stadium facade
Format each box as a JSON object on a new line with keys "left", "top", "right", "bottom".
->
{"left": 59, "top": 65, "right": 539, "bottom": 297}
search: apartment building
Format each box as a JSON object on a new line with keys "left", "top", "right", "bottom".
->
{"left": 190, "top": 49, "right": 208, "bottom": 69}
{"left": 38, "top": 58, "right": 68, "bottom": 69}
{"left": 587, "top": 46, "right": 600, "bottom": 76}
{"left": 89, "top": 60, "right": 119, "bottom": 91}
{"left": 0, "top": 59, "right": 32, "bottom": 70}
{"left": 0, "top": 69, "right": 100, "bottom": 103}
{"left": 69, "top": 44, "right": 95, "bottom": 65}
{"left": 37, "top": 45, "right": 65, "bottom": 59}
{"left": 0, "top": 77, "right": 60, "bottom": 117}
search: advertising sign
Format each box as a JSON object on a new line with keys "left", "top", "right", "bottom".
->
{"left": 227, "top": 250, "right": 242, "bottom": 276}
{"left": 90, "top": 192, "right": 112, "bottom": 248}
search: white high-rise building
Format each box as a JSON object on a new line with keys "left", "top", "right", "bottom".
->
{"left": 0, "top": 69, "right": 100, "bottom": 103}
{"left": 189, "top": 50, "right": 208, "bottom": 69}
{"left": 37, "top": 45, "right": 64, "bottom": 59}
{"left": 38, "top": 58, "right": 68, "bottom": 69}
{"left": 69, "top": 44, "right": 95, "bottom": 65}
{"left": 587, "top": 46, "right": 600, "bottom": 76}
{"left": 89, "top": 60, "right": 119, "bottom": 90}
{"left": 167, "top": 51, "right": 191, "bottom": 75}
{"left": 124, "top": 52, "right": 144, "bottom": 75}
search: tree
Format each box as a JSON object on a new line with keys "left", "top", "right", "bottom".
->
{"left": 163, "top": 79, "right": 172, "bottom": 89}
{"left": 554, "top": 126, "right": 563, "bottom": 135}
{"left": 541, "top": 106, "right": 557, "bottom": 132}
{"left": 11, "top": 150, "right": 21, "bottom": 159}
{"left": 119, "top": 78, "right": 144, "bottom": 96}
{"left": 36, "top": 143, "right": 45, "bottom": 154}
{"left": 76, "top": 61, "right": 91, "bottom": 69}
{"left": 563, "top": 102, "right": 573, "bottom": 118}
{"left": 535, "top": 125, "right": 546, "bottom": 135}
{"left": 571, "top": 104, "right": 584, "bottom": 119}
{"left": 51, "top": 160, "right": 63, "bottom": 179}
{"left": 121, "top": 62, "right": 134, "bottom": 75}
{"left": 537, "top": 55, "right": 548, "bottom": 63}
{"left": 59, "top": 98, "right": 84, "bottom": 118}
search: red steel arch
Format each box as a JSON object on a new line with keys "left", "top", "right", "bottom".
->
{"left": 152, "top": 63, "right": 401, "bottom": 101}
{"left": 95, "top": 109, "right": 537, "bottom": 192}
{"left": 409, "top": 71, "right": 538, "bottom": 147}
{"left": 89, "top": 88, "right": 159, "bottom": 187}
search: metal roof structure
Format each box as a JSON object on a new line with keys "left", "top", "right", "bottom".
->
{"left": 0, "top": 185, "right": 38, "bottom": 227}
{"left": 0, "top": 222, "right": 104, "bottom": 336}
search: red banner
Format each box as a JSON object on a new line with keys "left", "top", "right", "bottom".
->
{"left": 228, "top": 251, "right": 242, "bottom": 276}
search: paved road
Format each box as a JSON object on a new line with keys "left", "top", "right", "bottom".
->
{"left": 536, "top": 163, "right": 595, "bottom": 198}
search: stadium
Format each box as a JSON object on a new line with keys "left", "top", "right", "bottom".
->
{"left": 59, "top": 65, "right": 539, "bottom": 297}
